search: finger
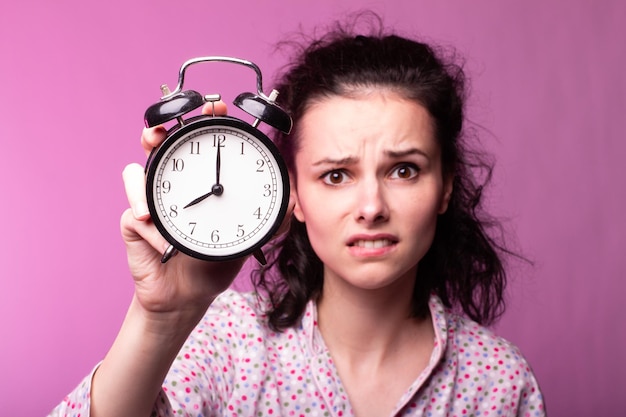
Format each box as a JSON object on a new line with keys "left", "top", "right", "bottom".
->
{"left": 122, "top": 163, "right": 150, "bottom": 220}
{"left": 120, "top": 208, "right": 169, "bottom": 258}
{"left": 140, "top": 101, "right": 226, "bottom": 156}
{"left": 201, "top": 100, "right": 228, "bottom": 116}
{"left": 141, "top": 125, "right": 167, "bottom": 156}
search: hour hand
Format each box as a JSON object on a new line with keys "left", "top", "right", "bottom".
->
{"left": 183, "top": 184, "right": 224, "bottom": 209}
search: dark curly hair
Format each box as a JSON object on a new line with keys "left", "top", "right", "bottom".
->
{"left": 253, "top": 14, "right": 511, "bottom": 329}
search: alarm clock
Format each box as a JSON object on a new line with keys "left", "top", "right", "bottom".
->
{"left": 143, "top": 56, "right": 292, "bottom": 264}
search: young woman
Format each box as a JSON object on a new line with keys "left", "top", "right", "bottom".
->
{"left": 51, "top": 19, "right": 545, "bottom": 417}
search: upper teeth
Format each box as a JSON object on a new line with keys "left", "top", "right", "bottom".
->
{"left": 353, "top": 239, "right": 392, "bottom": 248}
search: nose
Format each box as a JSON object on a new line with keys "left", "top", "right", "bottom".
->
{"left": 355, "top": 177, "right": 390, "bottom": 224}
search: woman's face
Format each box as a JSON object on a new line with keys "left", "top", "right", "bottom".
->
{"left": 292, "top": 91, "right": 452, "bottom": 293}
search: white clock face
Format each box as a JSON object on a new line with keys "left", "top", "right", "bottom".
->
{"left": 147, "top": 118, "right": 288, "bottom": 260}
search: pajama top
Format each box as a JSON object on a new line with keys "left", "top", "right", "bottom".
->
{"left": 49, "top": 290, "right": 545, "bottom": 416}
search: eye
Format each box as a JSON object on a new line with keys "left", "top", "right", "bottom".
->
{"left": 390, "top": 163, "right": 419, "bottom": 180}
{"left": 321, "top": 170, "right": 349, "bottom": 185}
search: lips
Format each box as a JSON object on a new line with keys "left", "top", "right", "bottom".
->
{"left": 347, "top": 234, "right": 398, "bottom": 249}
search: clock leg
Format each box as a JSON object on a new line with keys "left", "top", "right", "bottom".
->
{"left": 161, "top": 244, "right": 179, "bottom": 263}
{"left": 252, "top": 249, "right": 267, "bottom": 266}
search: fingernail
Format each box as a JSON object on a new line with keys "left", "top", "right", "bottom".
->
{"left": 134, "top": 202, "right": 150, "bottom": 219}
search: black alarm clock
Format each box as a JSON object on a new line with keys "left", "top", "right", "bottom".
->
{"left": 143, "top": 57, "right": 292, "bottom": 264}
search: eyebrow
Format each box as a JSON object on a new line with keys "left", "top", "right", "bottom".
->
{"left": 311, "top": 147, "right": 430, "bottom": 167}
{"left": 385, "top": 148, "right": 430, "bottom": 159}
{"left": 312, "top": 156, "right": 358, "bottom": 167}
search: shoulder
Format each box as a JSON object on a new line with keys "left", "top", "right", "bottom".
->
{"left": 180, "top": 290, "right": 277, "bottom": 370}
{"left": 446, "top": 310, "right": 535, "bottom": 380}
{"left": 448, "top": 312, "right": 519, "bottom": 357}
{"left": 431, "top": 299, "right": 545, "bottom": 414}
{"left": 178, "top": 289, "right": 273, "bottom": 353}
{"left": 430, "top": 297, "right": 535, "bottom": 377}
{"left": 199, "top": 289, "right": 272, "bottom": 333}
{"left": 209, "top": 289, "right": 270, "bottom": 317}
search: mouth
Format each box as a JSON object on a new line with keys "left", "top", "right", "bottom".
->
{"left": 346, "top": 234, "right": 399, "bottom": 254}
{"left": 348, "top": 238, "right": 396, "bottom": 249}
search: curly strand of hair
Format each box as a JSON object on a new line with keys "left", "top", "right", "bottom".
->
{"left": 254, "top": 220, "right": 324, "bottom": 332}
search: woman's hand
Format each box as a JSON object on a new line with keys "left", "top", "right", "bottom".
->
{"left": 92, "top": 100, "right": 297, "bottom": 417}
{"left": 120, "top": 101, "right": 244, "bottom": 318}
{"left": 91, "top": 101, "right": 245, "bottom": 417}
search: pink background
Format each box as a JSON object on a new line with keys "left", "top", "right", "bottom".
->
{"left": 1, "top": 1, "right": 624, "bottom": 415}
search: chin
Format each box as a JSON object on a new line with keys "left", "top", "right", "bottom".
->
{"left": 327, "top": 263, "right": 418, "bottom": 292}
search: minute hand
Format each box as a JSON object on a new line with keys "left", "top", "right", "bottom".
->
{"left": 216, "top": 140, "right": 221, "bottom": 185}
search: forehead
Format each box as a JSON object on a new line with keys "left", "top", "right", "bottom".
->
{"left": 295, "top": 91, "right": 437, "bottom": 158}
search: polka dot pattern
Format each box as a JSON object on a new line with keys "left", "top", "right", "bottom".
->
{"left": 49, "top": 291, "right": 545, "bottom": 416}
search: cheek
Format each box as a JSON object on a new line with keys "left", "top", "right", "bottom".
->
{"left": 294, "top": 193, "right": 326, "bottom": 234}
{"left": 302, "top": 216, "right": 339, "bottom": 270}
{"left": 293, "top": 193, "right": 338, "bottom": 255}
{"left": 404, "top": 192, "right": 444, "bottom": 243}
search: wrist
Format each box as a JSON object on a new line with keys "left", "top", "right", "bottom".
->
{"left": 128, "top": 293, "right": 211, "bottom": 343}
{"left": 90, "top": 295, "right": 208, "bottom": 417}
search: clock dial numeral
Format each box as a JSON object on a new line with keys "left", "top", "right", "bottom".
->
{"left": 171, "top": 158, "right": 185, "bottom": 172}
{"left": 189, "top": 141, "right": 200, "bottom": 155}
{"left": 256, "top": 159, "right": 265, "bottom": 172}
{"left": 237, "top": 224, "right": 245, "bottom": 237}
{"left": 162, "top": 180, "right": 171, "bottom": 193}
{"left": 240, "top": 142, "right": 245, "bottom": 155}
{"left": 169, "top": 205, "right": 179, "bottom": 218}
{"left": 189, "top": 222, "right": 197, "bottom": 234}
{"left": 263, "top": 184, "right": 271, "bottom": 197}
{"left": 253, "top": 207, "right": 262, "bottom": 220}
{"left": 211, "top": 230, "right": 220, "bottom": 243}
{"left": 213, "top": 134, "right": 226, "bottom": 147}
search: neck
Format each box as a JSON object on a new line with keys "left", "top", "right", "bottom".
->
{"left": 316, "top": 268, "right": 433, "bottom": 367}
